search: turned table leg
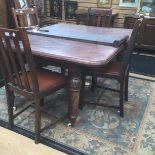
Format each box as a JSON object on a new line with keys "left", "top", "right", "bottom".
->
{"left": 68, "top": 67, "right": 81, "bottom": 125}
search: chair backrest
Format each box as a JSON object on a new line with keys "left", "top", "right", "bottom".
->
{"left": 87, "top": 8, "right": 112, "bottom": 27}
{"left": 128, "top": 18, "right": 143, "bottom": 52}
{"left": 0, "top": 27, "right": 39, "bottom": 96}
{"left": 121, "top": 18, "right": 143, "bottom": 74}
{"left": 12, "top": 6, "right": 39, "bottom": 29}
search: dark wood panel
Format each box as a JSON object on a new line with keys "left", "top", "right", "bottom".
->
{"left": 124, "top": 14, "right": 155, "bottom": 52}
{"left": 124, "top": 16, "right": 139, "bottom": 29}
{"left": 138, "top": 17, "right": 155, "bottom": 50}
{"left": 0, "top": 0, "right": 8, "bottom": 27}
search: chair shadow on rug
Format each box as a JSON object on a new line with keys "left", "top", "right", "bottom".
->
{"left": 0, "top": 27, "right": 68, "bottom": 144}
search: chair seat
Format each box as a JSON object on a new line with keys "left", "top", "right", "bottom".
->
{"left": 37, "top": 69, "right": 67, "bottom": 94}
{"left": 86, "top": 62, "right": 124, "bottom": 78}
{"left": 19, "top": 69, "right": 67, "bottom": 96}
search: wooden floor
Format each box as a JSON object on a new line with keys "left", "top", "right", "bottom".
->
{"left": 0, "top": 127, "right": 67, "bottom": 155}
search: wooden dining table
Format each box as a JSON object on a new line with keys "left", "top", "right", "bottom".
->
{"left": 27, "top": 23, "right": 132, "bottom": 125}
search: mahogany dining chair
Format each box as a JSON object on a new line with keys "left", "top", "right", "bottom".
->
{"left": 0, "top": 27, "right": 68, "bottom": 144}
{"left": 87, "top": 7, "right": 112, "bottom": 27}
{"left": 80, "top": 18, "right": 143, "bottom": 117}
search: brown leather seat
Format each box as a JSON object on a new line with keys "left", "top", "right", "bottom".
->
{"left": 19, "top": 69, "right": 67, "bottom": 96}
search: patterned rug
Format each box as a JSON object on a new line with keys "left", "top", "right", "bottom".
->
{"left": 0, "top": 77, "right": 155, "bottom": 155}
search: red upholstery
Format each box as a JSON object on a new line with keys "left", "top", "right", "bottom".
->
{"left": 19, "top": 69, "right": 67, "bottom": 95}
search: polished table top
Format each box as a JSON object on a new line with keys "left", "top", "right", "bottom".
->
{"left": 27, "top": 23, "right": 132, "bottom": 46}
{"left": 28, "top": 34, "right": 122, "bottom": 67}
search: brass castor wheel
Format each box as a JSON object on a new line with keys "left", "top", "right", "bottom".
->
{"left": 13, "top": 106, "right": 17, "bottom": 111}
{"left": 67, "top": 123, "right": 72, "bottom": 127}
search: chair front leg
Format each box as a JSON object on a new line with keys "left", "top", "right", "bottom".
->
{"left": 61, "top": 67, "right": 66, "bottom": 75}
{"left": 6, "top": 89, "right": 14, "bottom": 129}
{"left": 119, "top": 79, "right": 124, "bottom": 117}
{"left": 79, "top": 74, "right": 86, "bottom": 109}
{"left": 91, "top": 76, "right": 97, "bottom": 92}
{"left": 40, "top": 98, "right": 45, "bottom": 106}
{"left": 34, "top": 97, "right": 41, "bottom": 144}
{"left": 125, "top": 72, "right": 129, "bottom": 101}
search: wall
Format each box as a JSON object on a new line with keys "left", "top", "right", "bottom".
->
{"left": 0, "top": 0, "right": 8, "bottom": 27}
{"left": 74, "top": 0, "right": 138, "bottom": 27}
{"left": 44, "top": 0, "right": 138, "bottom": 27}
